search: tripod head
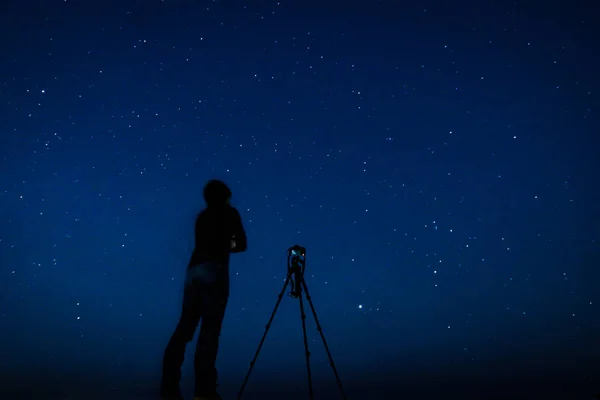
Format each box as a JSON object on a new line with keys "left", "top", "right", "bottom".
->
{"left": 287, "top": 245, "right": 306, "bottom": 298}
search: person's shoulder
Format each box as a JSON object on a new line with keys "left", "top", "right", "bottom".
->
{"left": 226, "top": 204, "right": 241, "bottom": 217}
{"left": 196, "top": 208, "right": 210, "bottom": 220}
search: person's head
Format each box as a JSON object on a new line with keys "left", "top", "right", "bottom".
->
{"left": 203, "top": 179, "right": 232, "bottom": 208}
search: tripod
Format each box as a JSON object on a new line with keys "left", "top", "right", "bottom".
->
{"left": 237, "top": 245, "right": 347, "bottom": 400}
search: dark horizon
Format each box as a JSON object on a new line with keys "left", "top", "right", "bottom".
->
{"left": 3, "top": 349, "right": 599, "bottom": 399}
{"left": 1, "top": 372, "right": 597, "bottom": 400}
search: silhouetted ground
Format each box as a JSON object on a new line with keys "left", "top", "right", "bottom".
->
{"left": 0, "top": 373, "right": 598, "bottom": 400}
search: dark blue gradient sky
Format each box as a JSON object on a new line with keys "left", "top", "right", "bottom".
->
{"left": 1, "top": 1, "right": 599, "bottom": 399}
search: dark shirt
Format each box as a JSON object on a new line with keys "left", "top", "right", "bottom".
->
{"left": 188, "top": 204, "right": 247, "bottom": 273}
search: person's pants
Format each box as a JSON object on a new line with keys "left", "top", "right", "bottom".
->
{"left": 161, "top": 275, "right": 229, "bottom": 397}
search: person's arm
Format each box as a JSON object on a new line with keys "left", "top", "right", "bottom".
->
{"left": 230, "top": 208, "right": 247, "bottom": 253}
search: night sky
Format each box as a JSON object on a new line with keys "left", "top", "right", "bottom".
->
{"left": 1, "top": 0, "right": 599, "bottom": 399}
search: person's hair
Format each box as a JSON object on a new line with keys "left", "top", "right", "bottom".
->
{"left": 203, "top": 179, "right": 232, "bottom": 207}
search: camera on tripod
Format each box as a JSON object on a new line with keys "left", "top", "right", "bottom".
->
{"left": 288, "top": 244, "right": 306, "bottom": 257}
{"left": 238, "top": 245, "right": 346, "bottom": 400}
{"left": 287, "top": 245, "right": 306, "bottom": 299}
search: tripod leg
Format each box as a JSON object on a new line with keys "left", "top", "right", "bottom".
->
{"left": 237, "top": 271, "right": 292, "bottom": 400}
{"left": 298, "top": 292, "right": 315, "bottom": 400}
{"left": 301, "top": 279, "right": 347, "bottom": 399}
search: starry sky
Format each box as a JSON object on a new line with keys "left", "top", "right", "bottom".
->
{"left": 1, "top": 0, "right": 599, "bottom": 399}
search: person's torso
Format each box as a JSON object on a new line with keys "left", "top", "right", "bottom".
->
{"left": 188, "top": 205, "right": 237, "bottom": 275}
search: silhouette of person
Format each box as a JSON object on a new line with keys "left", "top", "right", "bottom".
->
{"left": 161, "top": 179, "right": 247, "bottom": 400}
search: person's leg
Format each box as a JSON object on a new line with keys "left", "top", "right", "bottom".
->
{"left": 161, "top": 283, "right": 203, "bottom": 397}
{"left": 193, "top": 285, "right": 229, "bottom": 397}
